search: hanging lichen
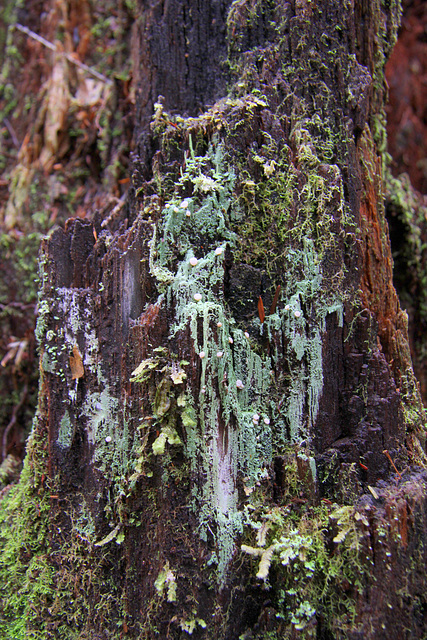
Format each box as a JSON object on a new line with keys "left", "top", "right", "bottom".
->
{"left": 134, "top": 124, "right": 348, "bottom": 580}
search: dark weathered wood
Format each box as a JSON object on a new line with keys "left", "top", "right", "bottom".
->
{"left": 2, "top": 1, "right": 427, "bottom": 639}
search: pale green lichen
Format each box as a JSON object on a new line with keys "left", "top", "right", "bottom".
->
{"left": 38, "top": 285, "right": 136, "bottom": 478}
{"left": 268, "top": 236, "right": 344, "bottom": 443}
{"left": 83, "top": 388, "right": 122, "bottom": 471}
{"left": 73, "top": 496, "right": 96, "bottom": 542}
{"left": 57, "top": 410, "right": 73, "bottom": 448}
{"left": 141, "top": 134, "right": 346, "bottom": 581}
{"left": 148, "top": 223, "right": 175, "bottom": 285}
{"left": 155, "top": 136, "right": 236, "bottom": 273}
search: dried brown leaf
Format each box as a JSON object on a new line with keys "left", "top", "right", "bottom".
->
{"left": 258, "top": 296, "right": 265, "bottom": 324}
{"left": 270, "top": 285, "right": 281, "bottom": 315}
{"left": 70, "top": 344, "right": 84, "bottom": 379}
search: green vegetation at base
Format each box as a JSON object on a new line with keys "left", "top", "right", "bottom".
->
{"left": 0, "top": 417, "right": 127, "bottom": 639}
{"left": 0, "top": 421, "right": 53, "bottom": 639}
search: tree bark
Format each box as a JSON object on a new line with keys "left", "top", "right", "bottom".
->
{"left": 2, "top": 1, "right": 427, "bottom": 639}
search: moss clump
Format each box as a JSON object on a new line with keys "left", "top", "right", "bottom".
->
{"left": 0, "top": 422, "right": 53, "bottom": 639}
{"left": 0, "top": 417, "right": 127, "bottom": 639}
{"left": 240, "top": 448, "right": 371, "bottom": 638}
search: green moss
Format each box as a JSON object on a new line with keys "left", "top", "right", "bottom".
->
{"left": 240, "top": 449, "right": 371, "bottom": 637}
{"left": 0, "top": 418, "right": 53, "bottom": 639}
{"left": 0, "top": 413, "right": 128, "bottom": 638}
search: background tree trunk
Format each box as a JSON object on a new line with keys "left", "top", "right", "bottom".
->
{"left": 2, "top": 1, "right": 427, "bottom": 639}
{"left": 384, "top": 0, "right": 427, "bottom": 402}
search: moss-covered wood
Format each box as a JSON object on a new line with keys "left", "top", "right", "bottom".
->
{"left": 1, "top": 1, "right": 427, "bottom": 639}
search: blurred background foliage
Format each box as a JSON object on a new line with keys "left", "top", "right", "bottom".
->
{"left": 0, "top": 0, "right": 135, "bottom": 485}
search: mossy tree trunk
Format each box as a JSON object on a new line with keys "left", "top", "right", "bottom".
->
{"left": 2, "top": 1, "right": 427, "bottom": 639}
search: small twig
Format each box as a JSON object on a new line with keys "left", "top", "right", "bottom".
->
{"left": 100, "top": 195, "right": 126, "bottom": 228}
{"left": 383, "top": 449, "right": 402, "bottom": 480}
{"left": 2, "top": 383, "right": 28, "bottom": 463}
{"left": 15, "top": 23, "right": 113, "bottom": 85}
{"left": 15, "top": 23, "right": 56, "bottom": 51}
{"left": 2, "top": 118, "right": 19, "bottom": 147}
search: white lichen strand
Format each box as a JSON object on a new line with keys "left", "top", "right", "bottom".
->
{"left": 273, "top": 238, "right": 344, "bottom": 441}
{"left": 153, "top": 141, "right": 275, "bottom": 580}
{"left": 148, "top": 223, "right": 175, "bottom": 284}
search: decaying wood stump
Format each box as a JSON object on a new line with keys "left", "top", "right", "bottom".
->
{"left": 2, "top": 1, "right": 427, "bottom": 639}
